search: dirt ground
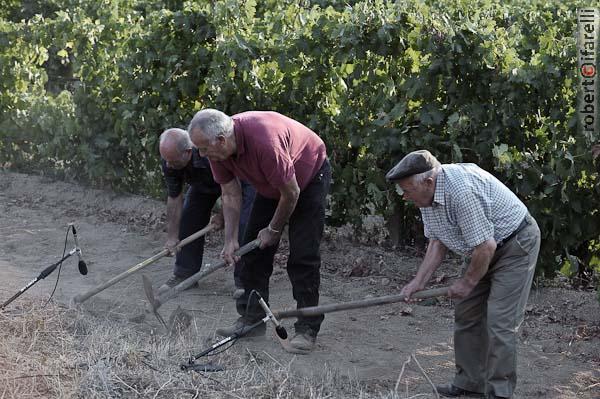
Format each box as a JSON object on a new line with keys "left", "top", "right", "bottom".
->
{"left": 0, "top": 171, "right": 599, "bottom": 398}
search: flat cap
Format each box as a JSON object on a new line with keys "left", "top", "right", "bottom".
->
{"left": 386, "top": 150, "right": 440, "bottom": 181}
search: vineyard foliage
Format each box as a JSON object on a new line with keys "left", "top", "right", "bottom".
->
{"left": 1, "top": 0, "right": 599, "bottom": 280}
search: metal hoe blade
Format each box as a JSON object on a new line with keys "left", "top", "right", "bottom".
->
{"left": 143, "top": 239, "right": 261, "bottom": 325}
{"left": 142, "top": 274, "right": 167, "bottom": 329}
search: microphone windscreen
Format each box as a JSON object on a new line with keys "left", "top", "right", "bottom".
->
{"left": 275, "top": 325, "right": 288, "bottom": 340}
{"left": 78, "top": 260, "right": 88, "bottom": 275}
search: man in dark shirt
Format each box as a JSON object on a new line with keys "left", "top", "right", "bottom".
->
{"left": 158, "top": 128, "right": 255, "bottom": 296}
{"left": 187, "top": 110, "right": 331, "bottom": 354}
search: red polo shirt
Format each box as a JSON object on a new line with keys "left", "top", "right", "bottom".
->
{"left": 209, "top": 111, "right": 327, "bottom": 199}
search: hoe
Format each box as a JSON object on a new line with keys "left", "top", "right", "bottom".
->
{"left": 143, "top": 239, "right": 261, "bottom": 327}
{"left": 73, "top": 224, "right": 216, "bottom": 304}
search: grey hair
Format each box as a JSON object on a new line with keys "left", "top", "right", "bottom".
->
{"left": 187, "top": 109, "right": 234, "bottom": 142}
{"left": 159, "top": 128, "right": 193, "bottom": 153}
{"left": 412, "top": 167, "right": 439, "bottom": 184}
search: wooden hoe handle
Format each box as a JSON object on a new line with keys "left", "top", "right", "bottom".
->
{"left": 73, "top": 224, "right": 216, "bottom": 304}
{"left": 274, "top": 286, "right": 450, "bottom": 319}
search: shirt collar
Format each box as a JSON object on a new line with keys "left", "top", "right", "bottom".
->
{"left": 181, "top": 148, "right": 198, "bottom": 171}
{"left": 432, "top": 169, "right": 446, "bottom": 206}
{"left": 191, "top": 147, "right": 200, "bottom": 162}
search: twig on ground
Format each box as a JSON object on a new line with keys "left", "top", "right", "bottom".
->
{"left": 394, "top": 355, "right": 412, "bottom": 393}
{"left": 261, "top": 350, "right": 284, "bottom": 367}
{"left": 1, "top": 374, "right": 62, "bottom": 380}
{"left": 113, "top": 374, "right": 140, "bottom": 395}
{"left": 222, "top": 389, "right": 246, "bottom": 399}
{"left": 393, "top": 353, "right": 439, "bottom": 399}
{"left": 584, "top": 382, "right": 600, "bottom": 391}
{"left": 276, "top": 374, "right": 290, "bottom": 398}
{"left": 246, "top": 348, "right": 268, "bottom": 381}
{"left": 141, "top": 359, "right": 160, "bottom": 372}
{"left": 152, "top": 377, "right": 173, "bottom": 399}
{"left": 411, "top": 354, "right": 439, "bottom": 399}
{"left": 191, "top": 369, "right": 223, "bottom": 386}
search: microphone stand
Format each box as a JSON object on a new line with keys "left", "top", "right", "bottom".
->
{"left": 181, "top": 291, "right": 286, "bottom": 372}
{"left": 1, "top": 247, "right": 78, "bottom": 310}
{"left": 180, "top": 316, "right": 270, "bottom": 372}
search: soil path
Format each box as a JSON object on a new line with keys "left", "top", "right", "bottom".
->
{"left": 0, "top": 171, "right": 598, "bottom": 398}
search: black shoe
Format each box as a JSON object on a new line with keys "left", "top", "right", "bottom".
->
{"left": 215, "top": 318, "right": 266, "bottom": 338}
{"left": 435, "top": 383, "right": 484, "bottom": 398}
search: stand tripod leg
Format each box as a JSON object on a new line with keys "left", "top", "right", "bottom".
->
{"left": 181, "top": 318, "right": 269, "bottom": 372}
{"left": 0, "top": 250, "right": 76, "bottom": 310}
{"left": 1, "top": 277, "right": 39, "bottom": 309}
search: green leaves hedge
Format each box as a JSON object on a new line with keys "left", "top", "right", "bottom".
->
{"left": 1, "top": 0, "right": 599, "bottom": 283}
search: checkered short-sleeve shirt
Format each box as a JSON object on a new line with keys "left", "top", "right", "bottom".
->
{"left": 420, "top": 164, "right": 528, "bottom": 255}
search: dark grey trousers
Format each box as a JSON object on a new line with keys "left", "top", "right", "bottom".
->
{"left": 453, "top": 214, "right": 541, "bottom": 398}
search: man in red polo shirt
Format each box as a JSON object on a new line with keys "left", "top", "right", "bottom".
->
{"left": 188, "top": 109, "right": 331, "bottom": 353}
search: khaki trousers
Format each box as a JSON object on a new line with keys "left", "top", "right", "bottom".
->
{"left": 453, "top": 214, "right": 541, "bottom": 398}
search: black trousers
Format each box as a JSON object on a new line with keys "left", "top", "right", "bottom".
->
{"left": 236, "top": 160, "right": 331, "bottom": 336}
{"left": 174, "top": 187, "right": 219, "bottom": 278}
{"left": 234, "top": 181, "right": 257, "bottom": 287}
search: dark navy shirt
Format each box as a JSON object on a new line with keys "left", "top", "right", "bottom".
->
{"left": 161, "top": 148, "right": 221, "bottom": 198}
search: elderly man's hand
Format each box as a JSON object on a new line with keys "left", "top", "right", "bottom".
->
{"left": 399, "top": 279, "right": 425, "bottom": 302}
{"left": 257, "top": 226, "right": 281, "bottom": 249}
{"left": 221, "top": 240, "right": 240, "bottom": 266}
{"left": 164, "top": 237, "right": 179, "bottom": 257}
{"left": 448, "top": 278, "right": 476, "bottom": 299}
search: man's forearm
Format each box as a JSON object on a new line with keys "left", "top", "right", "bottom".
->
{"left": 166, "top": 194, "right": 183, "bottom": 239}
{"left": 269, "top": 198, "right": 298, "bottom": 232}
{"left": 222, "top": 191, "right": 241, "bottom": 243}
{"left": 463, "top": 240, "right": 496, "bottom": 285}
{"left": 212, "top": 197, "right": 222, "bottom": 213}
{"left": 414, "top": 239, "right": 447, "bottom": 287}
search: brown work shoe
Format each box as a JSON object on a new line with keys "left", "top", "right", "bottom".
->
{"left": 215, "top": 318, "right": 266, "bottom": 338}
{"left": 288, "top": 332, "right": 316, "bottom": 353}
{"left": 435, "top": 383, "right": 484, "bottom": 398}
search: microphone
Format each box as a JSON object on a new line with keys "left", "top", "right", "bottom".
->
{"left": 257, "top": 295, "right": 288, "bottom": 340}
{"left": 70, "top": 224, "right": 88, "bottom": 275}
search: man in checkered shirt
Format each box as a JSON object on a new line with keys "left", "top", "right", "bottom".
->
{"left": 386, "top": 150, "right": 541, "bottom": 399}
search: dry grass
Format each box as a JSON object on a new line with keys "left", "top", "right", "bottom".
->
{"left": 0, "top": 299, "right": 439, "bottom": 399}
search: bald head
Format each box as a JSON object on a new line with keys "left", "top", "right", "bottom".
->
{"left": 159, "top": 128, "right": 193, "bottom": 169}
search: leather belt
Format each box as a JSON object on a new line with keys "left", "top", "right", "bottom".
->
{"left": 497, "top": 215, "right": 530, "bottom": 248}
